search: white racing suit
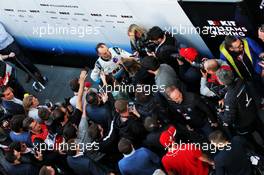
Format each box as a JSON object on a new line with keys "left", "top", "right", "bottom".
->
{"left": 90, "top": 47, "right": 131, "bottom": 83}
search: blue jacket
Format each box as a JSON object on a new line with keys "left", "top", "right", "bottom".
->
{"left": 220, "top": 37, "right": 263, "bottom": 75}
{"left": 5, "top": 163, "right": 39, "bottom": 175}
{"left": 118, "top": 147, "right": 161, "bottom": 175}
{"left": 1, "top": 100, "right": 24, "bottom": 117}
{"left": 67, "top": 154, "right": 105, "bottom": 175}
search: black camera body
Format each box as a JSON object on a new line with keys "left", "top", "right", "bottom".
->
{"left": 144, "top": 41, "right": 157, "bottom": 53}
{"left": 191, "top": 61, "right": 204, "bottom": 69}
{"left": 191, "top": 61, "right": 207, "bottom": 73}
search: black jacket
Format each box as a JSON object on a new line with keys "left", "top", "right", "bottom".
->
{"left": 178, "top": 62, "right": 202, "bottom": 93}
{"left": 114, "top": 114, "right": 146, "bottom": 147}
{"left": 155, "top": 33, "right": 179, "bottom": 72}
{"left": 169, "top": 92, "right": 217, "bottom": 128}
{"left": 135, "top": 93, "right": 170, "bottom": 121}
{"left": 214, "top": 136, "right": 252, "bottom": 175}
{"left": 223, "top": 79, "right": 257, "bottom": 132}
{"left": 143, "top": 126, "right": 167, "bottom": 156}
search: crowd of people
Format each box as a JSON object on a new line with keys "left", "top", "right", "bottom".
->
{"left": 0, "top": 22, "right": 264, "bottom": 175}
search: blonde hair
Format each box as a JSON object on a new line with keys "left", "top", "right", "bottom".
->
{"left": 23, "top": 95, "right": 34, "bottom": 114}
{"left": 128, "top": 24, "right": 146, "bottom": 47}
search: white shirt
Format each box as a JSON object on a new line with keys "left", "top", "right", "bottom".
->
{"left": 0, "top": 23, "right": 14, "bottom": 50}
{"left": 8, "top": 97, "right": 23, "bottom": 105}
{"left": 200, "top": 77, "right": 216, "bottom": 97}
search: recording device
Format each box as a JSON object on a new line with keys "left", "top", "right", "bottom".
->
{"left": 128, "top": 101, "right": 135, "bottom": 111}
{"left": 45, "top": 99, "right": 53, "bottom": 108}
{"left": 143, "top": 41, "right": 157, "bottom": 53}
{"left": 191, "top": 61, "right": 207, "bottom": 73}
{"left": 135, "top": 40, "right": 156, "bottom": 54}
{"left": 191, "top": 61, "right": 204, "bottom": 69}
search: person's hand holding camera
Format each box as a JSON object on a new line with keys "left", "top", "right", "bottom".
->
{"left": 129, "top": 105, "right": 140, "bottom": 118}
{"left": 34, "top": 151, "right": 43, "bottom": 161}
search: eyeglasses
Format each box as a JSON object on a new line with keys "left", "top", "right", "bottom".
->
{"left": 232, "top": 42, "right": 243, "bottom": 49}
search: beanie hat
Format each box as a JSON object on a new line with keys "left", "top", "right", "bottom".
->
{"left": 179, "top": 48, "right": 199, "bottom": 62}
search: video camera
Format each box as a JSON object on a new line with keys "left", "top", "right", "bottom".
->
{"left": 143, "top": 41, "right": 157, "bottom": 53}
{"left": 191, "top": 61, "right": 205, "bottom": 70}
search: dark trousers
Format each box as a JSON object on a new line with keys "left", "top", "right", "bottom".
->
{"left": 238, "top": 118, "right": 264, "bottom": 154}
{"left": 0, "top": 42, "right": 44, "bottom": 82}
{"left": 246, "top": 75, "right": 264, "bottom": 107}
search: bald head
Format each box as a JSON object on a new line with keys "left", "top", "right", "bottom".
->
{"left": 204, "top": 59, "right": 220, "bottom": 74}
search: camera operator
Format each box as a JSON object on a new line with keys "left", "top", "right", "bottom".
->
{"left": 147, "top": 26, "right": 180, "bottom": 73}
{"left": 174, "top": 47, "right": 202, "bottom": 93}
{"left": 201, "top": 59, "right": 229, "bottom": 104}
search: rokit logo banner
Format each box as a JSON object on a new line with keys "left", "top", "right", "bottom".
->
{"left": 204, "top": 20, "right": 248, "bottom": 38}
